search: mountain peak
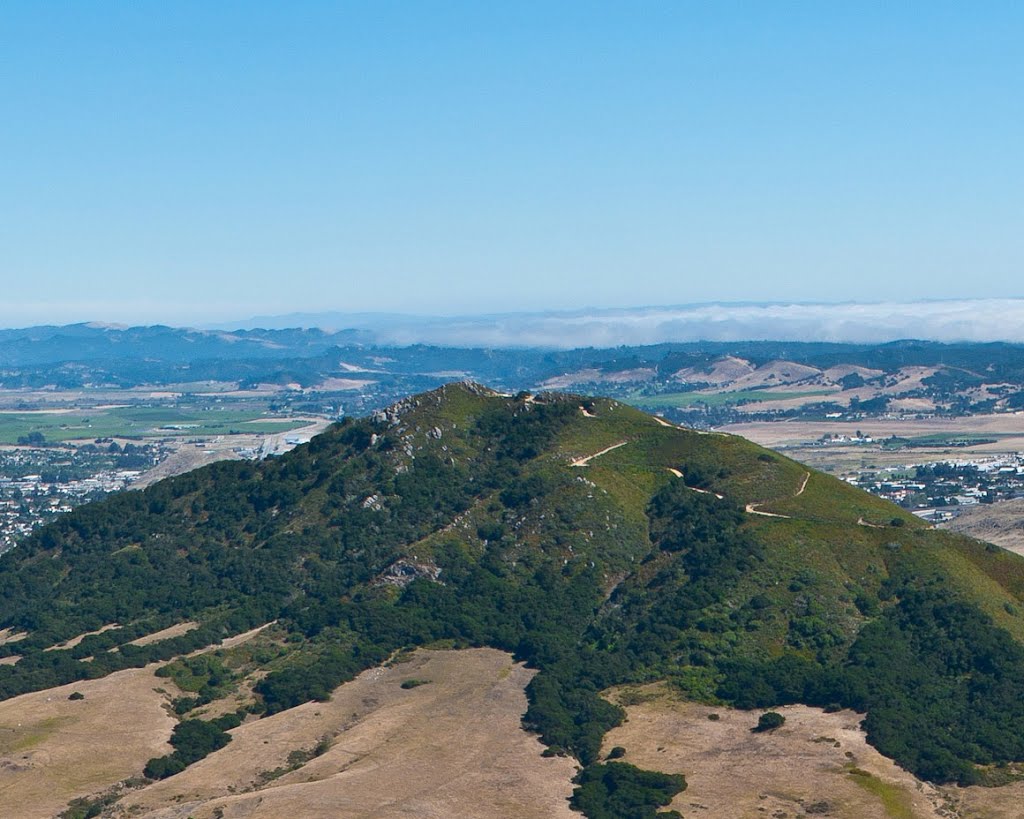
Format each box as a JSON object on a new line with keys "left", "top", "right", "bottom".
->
{"left": 3, "top": 386, "right": 1024, "bottom": 811}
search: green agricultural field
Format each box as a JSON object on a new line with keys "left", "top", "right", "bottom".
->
{"left": 902, "top": 433, "right": 1002, "bottom": 447}
{"left": 628, "top": 390, "right": 832, "bottom": 409}
{"left": 0, "top": 406, "right": 307, "bottom": 444}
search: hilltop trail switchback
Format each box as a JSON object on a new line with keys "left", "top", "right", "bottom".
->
{"left": 744, "top": 471, "right": 811, "bottom": 519}
{"left": 666, "top": 468, "right": 725, "bottom": 499}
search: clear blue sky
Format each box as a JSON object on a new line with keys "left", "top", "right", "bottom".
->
{"left": 1, "top": 2, "right": 1022, "bottom": 326}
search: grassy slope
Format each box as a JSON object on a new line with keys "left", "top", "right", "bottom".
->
{"left": 7, "top": 382, "right": 1024, "bottom": 674}
{"left": 542, "top": 400, "right": 1024, "bottom": 657}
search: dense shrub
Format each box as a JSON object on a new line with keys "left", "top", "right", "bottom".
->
{"left": 571, "top": 762, "right": 686, "bottom": 819}
{"left": 753, "top": 712, "right": 785, "bottom": 732}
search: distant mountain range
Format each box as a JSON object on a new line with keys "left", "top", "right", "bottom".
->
{"left": 215, "top": 299, "right": 1024, "bottom": 347}
{"left": 0, "top": 323, "right": 361, "bottom": 367}
{"left": 2, "top": 323, "right": 1024, "bottom": 424}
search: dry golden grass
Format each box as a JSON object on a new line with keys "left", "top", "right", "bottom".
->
{"left": 0, "top": 665, "right": 178, "bottom": 819}
{"left": 940, "top": 499, "right": 1024, "bottom": 556}
{"left": 43, "top": 623, "right": 121, "bottom": 652}
{"left": 112, "top": 648, "right": 576, "bottom": 819}
{"left": 946, "top": 781, "right": 1024, "bottom": 818}
{"left": 125, "top": 621, "right": 199, "bottom": 648}
{"left": 603, "top": 684, "right": 945, "bottom": 819}
{"left": 5, "top": 640, "right": 1024, "bottom": 817}
{"left": 0, "top": 628, "right": 28, "bottom": 646}
{"left": 603, "top": 684, "right": 1024, "bottom": 819}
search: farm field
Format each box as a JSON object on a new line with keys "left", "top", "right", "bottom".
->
{"left": 0, "top": 406, "right": 309, "bottom": 444}
{"left": 719, "top": 414, "right": 1024, "bottom": 449}
{"left": 718, "top": 414, "right": 1024, "bottom": 479}
{"left": 630, "top": 389, "right": 833, "bottom": 409}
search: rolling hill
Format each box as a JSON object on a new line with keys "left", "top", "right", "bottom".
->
{"left": 3, "top": 383, "right": 1024, "bottom": 816}
{"left": 5, "top": 323, "right": 1024, "bottom": 423}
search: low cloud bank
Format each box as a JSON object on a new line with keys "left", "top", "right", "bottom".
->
{"left": 242, "top": 300, "right": 1024, "bottom": 349}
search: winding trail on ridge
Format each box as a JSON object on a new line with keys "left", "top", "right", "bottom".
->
{"left": 744, "top": 504, "right": 791, "bottom": 519}
{"left": 570, "top": 441, "right": 628, "bottom": 467}
{"left": 576, "top": 416, "right": 810, "bottom": 522}
{"left": 744, "top": 471, "right": 811, "bottom": 519}
{"left": 666, "top": 468, "right": 725, "bottom": 499}
{"left": 652, "top": 414, "right": 718, "bottom": 436}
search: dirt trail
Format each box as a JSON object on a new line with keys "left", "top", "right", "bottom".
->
{"left": 0, "top": 629, "right": 27, "bottom": 647}
{"left": 744, "top": 471, "right": 810, "bottom": 519}
{"left": 857, "top": 517, "right": 886, "bottom": 529}
{"left": 744, "top": 504, "right": 792, "bottom": 519}
{"left": 183, "top": 622, "right": 275, "bottom": 658}
{"left": 666, "top": 468, "right": 724, "bottom": 499}
{"left": 652, "top": 414, "right": 724, "bottom": 436}
{"left": 570, "top": 441, "right": 627, "bottom": 467}
{"left": 661, "top": 465, "right": 806, "bottom": 514}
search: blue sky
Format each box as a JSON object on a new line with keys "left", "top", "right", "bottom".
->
{"left": 1, "top": 2, "right": 1022, "bottom": 326}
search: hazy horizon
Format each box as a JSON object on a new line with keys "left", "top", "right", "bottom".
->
{"left": 5, "top": 298, "right": 1024, "bottom": 349}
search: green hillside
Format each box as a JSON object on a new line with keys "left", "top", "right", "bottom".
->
{"left": 3, "top": 383, "right": 1024, "bottom": 814}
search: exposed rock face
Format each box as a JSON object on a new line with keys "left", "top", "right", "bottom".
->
{"left": 375, "top": 559, "right": 442, "bottom": 588}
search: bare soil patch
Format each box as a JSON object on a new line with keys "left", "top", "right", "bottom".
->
{"left": 132, "top": 444, "right": 241, "bottom": 489}
{"left": 311, "top": 378, "right": 376, "bottom": 391}
{"left": 113, "top": 648, "right": 576, "bottom": 819}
